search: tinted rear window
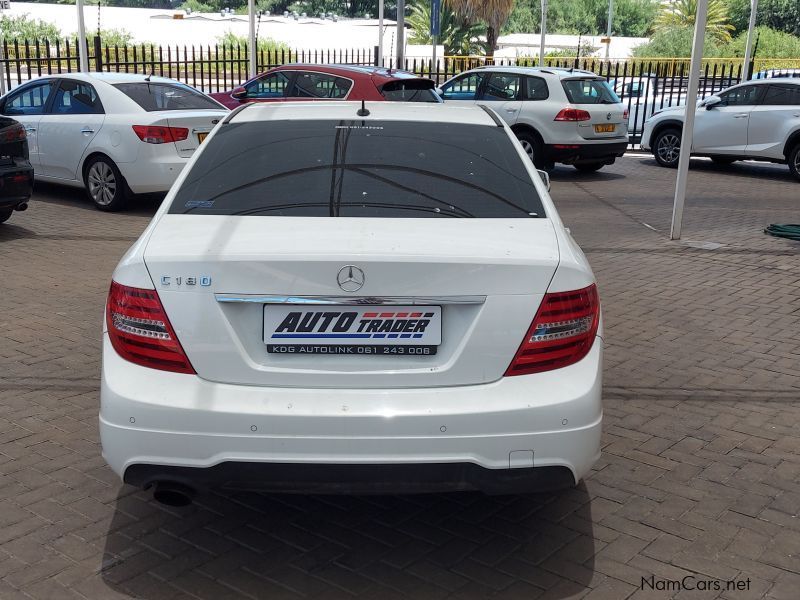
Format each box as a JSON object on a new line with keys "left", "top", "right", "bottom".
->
{"left": 114, "top": 82, "right": 222, "bottom": 111}
{"left": 381, "top": 80, "right": 441, "bottom": 103}
{"left": 169, "top": 120, "right": 544, "bottom": 218}
{"left": 562, "top": 79, "right": 620, "bottom": 104}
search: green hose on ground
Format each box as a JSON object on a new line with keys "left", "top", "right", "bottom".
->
{"left": 765, "top": 224, "right": 800, "bottom": 241}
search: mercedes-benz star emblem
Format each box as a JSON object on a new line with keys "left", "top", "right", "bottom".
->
{"left": 337, "top": 265, "right": 365, "bottom": 292}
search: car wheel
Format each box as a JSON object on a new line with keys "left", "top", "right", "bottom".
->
{"left": 574, "top": 162, "right": 605, "bottom": 173}
{"left": 84, "top": 156, "right": 129, "bottom": 212}
{"left": 789, "top": 144, "right": 800, "bottom": 182}
{"left": 0, "top": 209, "right": 12, "bottom": 224}
{"left": 711, "top": 157, "right": 736, "bottom": 165}
{"left": 653, "top": 128, "right": 682, "bottom": 168}
{"left": 515, "top": 131, "right": 544, "bottom": 168}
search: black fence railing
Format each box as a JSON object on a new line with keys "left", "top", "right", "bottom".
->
{"left": 2, "top": 37, "right": 799, "bottom": 145}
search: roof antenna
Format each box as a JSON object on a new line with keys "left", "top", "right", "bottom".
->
{"left": 144, "top": 69, "right": 153, "bottom": 82}
{"left": 357, "top": 100, "right": 370, "bottom": 117}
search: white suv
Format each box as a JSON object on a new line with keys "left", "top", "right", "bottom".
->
{"left": 641, "top": 79, "right": 800, "bottom": 182}
{"left": 438, "top": 66, "right": 628, "bottom": 172}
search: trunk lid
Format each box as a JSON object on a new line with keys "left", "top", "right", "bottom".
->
{"left": 147, "top": 110, "right": 226, "bottom": 157}
{"left": 144, "top": 215, "right": 561, "bottom": 389}
{"left": 562, "top": 77, "right": 628, "bottom": 140}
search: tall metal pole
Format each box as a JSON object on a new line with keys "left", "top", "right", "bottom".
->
{"left": 670, "top": 0, "right": 708, "bottom": 240}
{"left": 742, "top": 0, "right": 759, "bottom": 81}
{"left": 604, "top": 0, "right": 614, "bottom": 59}
{"left": 539, "top": 0, "right": 548, "bottom": 66}
{"left": 0, "top": 3, "right": 7, "bottom": 95}
{"left": 395, "top": 0, "right": 405, "bottom": 68}
{"left": 378, "top": 0, "right": 384, "bottom": 67}
{"left": 76, "top": 0, "right": 90, "bottom": 72}
{"left": 248, "top": 0, "right": 257, "bottom": 78}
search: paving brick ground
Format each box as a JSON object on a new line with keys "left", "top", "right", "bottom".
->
{"left": 0, "top": 155, "right": 798, "bottom": 599}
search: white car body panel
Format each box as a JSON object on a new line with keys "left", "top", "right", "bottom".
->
{"left": 0, "top": 72, "right": 228, "bottom": 194}
{"left": 101, "top": 102, "right": 603, "bottom": 493}
{"left": 641, "top": 80, "right": 800, "bottom": 169}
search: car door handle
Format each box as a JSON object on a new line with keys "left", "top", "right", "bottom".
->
{"left": 733, "top": 114, "right": 748, "bottom": 118}
{"left": 81, "top": 128, "right": 95, "bottom": 134}
{"left": 505, "top": 108, "right": 518, "bottom": 113}
{"left": 24, "top": 127, "right": 36, "bottom": 132}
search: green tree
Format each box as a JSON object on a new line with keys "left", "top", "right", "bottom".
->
{"left": 0, "top": 13, "right": 62, "bottom": 41}
{"left": 407, "top": 1, "right": 484, "bottom": 54}
{"left": 655, "top": 0, "right": 735, "bottom": 42}
{"left": 446, "top": 0, "right": 516, "bottom": 55}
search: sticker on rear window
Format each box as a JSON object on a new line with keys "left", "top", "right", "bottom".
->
{"left": 185, "top": 200, "right": 215, "bottom": 209}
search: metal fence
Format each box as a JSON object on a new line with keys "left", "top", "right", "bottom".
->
{"left": 2, "top": 37, "right": 799, "bottom": 144}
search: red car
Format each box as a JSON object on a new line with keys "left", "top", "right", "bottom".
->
{"left": 209, "top": 64, "right": 441, "bottom": 109}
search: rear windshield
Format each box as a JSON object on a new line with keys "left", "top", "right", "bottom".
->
{"left": 562, "top": 79, "right": 620, "bottom": 104}
{"left": 169, "top": 120, "right": 544, "bottom": 218}
{"left": 114, "top": 82, "right": 222, "bottom": 111}
{"left": 381, "top": 80, "right": 441, "bottom": 103}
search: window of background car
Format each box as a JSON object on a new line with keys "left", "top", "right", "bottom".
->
{"left": 561, "top": 79, "right": 620, "bottom": 104}
{"left": 244, "top": 72, "right": 292, "bottom": 98}
{"left": 3, "top": 81, "right": 54, "bottom": 115}
{"left": 719, "top": 85, "right": 762, "bottom": 106}
{"left": 482, "top": 74, "right": 520, "bottom": 101}
{"left": 524, "top": 77, "right": 549, "bottom": 101}
{"left": 52, "top": 81, "right": 103, "bottom": 115}
{"left": 440, "top": 73, "right": 485, "bottom": 100}
{"left": 292, "top": 72, "right": 352, "bottom": 99}
{"left": 115, "top": 82, "right": 222, "bottom": 111}
{"left": 760, "top": 84, "right": 800, "bottom": 106}
{"left": 381, "top": 80, "right": 440, "bottom": 102}
{"left": 169, "top": 120, "right": 545, "bottom": 219}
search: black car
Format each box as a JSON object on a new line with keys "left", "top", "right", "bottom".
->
{"left": 0, "top": 116, "right": 33, "bottom": 224}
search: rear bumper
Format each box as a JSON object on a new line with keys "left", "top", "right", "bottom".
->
{"left": 543, "top": 141, "right": 628, "bottom": 165}
{"left": 100, "top": 335, "right": 603, "bottom": 494}
{"left": 124, "top": 462, "right": 576, "bottom": 495}
{"left": 117, "top": 150, "right": 189, "bottom": 194}
{"left": 0, "top": 162, "right": 33, "bottom": 209}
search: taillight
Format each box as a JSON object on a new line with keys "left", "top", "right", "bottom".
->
{"left": 1, "top": 123, "right": 26, "bottom": 142}
{"left": 106, "top": 281, "right": 195, "bottom": 374}
{"left": 504, "top": 284, "right": 600, "bottom": 376}
{"left": 623, "top": 108, "right": 629, "bottom": 120}
{"left": 554, "top": 108, "right": 592, "bottom": 122}
{"left": 131, "top": 125, "right": 189, "bottom": 144}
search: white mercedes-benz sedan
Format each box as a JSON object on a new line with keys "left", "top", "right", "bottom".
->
{"left": 0, "top": 73, "right": 228, "bottom": 211}
{"left": 100, "top": 102, "right": 603, "bottom": 505}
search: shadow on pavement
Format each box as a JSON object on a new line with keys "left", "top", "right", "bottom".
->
{"left": 634, "top": 156, "right": 795, "bottom": 183}
{"left": 102, "top": 483, "right": 596, "bottom": 598}
{"left": 0, "top": 221, "right": 37, "bottom": 241}
{"left": 32, "top": 181, "right": 165, "bottom": 217}
{"left": 549, "top": 167, "right": 626, "bottom": 182}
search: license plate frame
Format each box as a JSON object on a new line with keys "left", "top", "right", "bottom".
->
{"left": 263, "top": 305, "right": 442, "bottom": 355}
{"left": 594, "top": 123, "right": 615, "bottom": 133}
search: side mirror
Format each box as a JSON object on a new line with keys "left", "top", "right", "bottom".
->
{"left": 434, "top": 87, "right": 444, "bottom": 97}
{"left": 537, "top": 169, "right": 551, "bottom": 192}
{"left": 231, "top": 86, "right": 247, "bottom": 100}
{"left": 703, "top": 95, "right": 722, "bottom": 110}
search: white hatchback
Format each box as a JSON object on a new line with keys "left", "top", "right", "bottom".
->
{"left": 0, "top": 73, "right": 228, "bottom": 210}
{"left": 99, "top": 102, "right": 603, "bottom": 504}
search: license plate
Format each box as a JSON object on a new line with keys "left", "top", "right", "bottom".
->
{"left": 594, "top": 124, "right": 615, "bottom": 133}
{"left": 197, "top": 132, "right": 208, "bottom": 143}
{"left": 264, "top": 305, "right": 441, "bottom": 355}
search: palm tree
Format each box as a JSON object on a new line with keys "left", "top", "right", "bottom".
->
{"left": 407, "top": 1, "right": 484, "bottom": 55}
{"left": 446, "top": 0, "right": 516, "bottom": 56}
{"left": 655, "top": 0, "right": 736, "bottom": 43}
